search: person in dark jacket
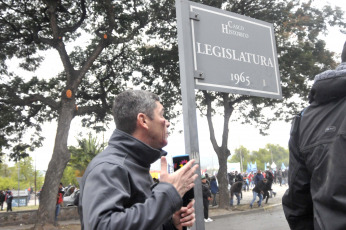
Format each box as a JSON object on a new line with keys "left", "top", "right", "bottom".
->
{"left": 201, "top": 175, "right": 213, "bottom": 222}
{"left": 282, "top": 42, "right": 346, "bottom": 230}
{"left": 277, "top": 169, "right": 283, "bottom": 186}
{"left": 205, "top": 173, "right": 211, "bottom": 187}
{"left": 249, "top": 179, "right": 268, "bottom": 208}
{"left": 228, "top": 172, "right": 235, "bottom": 186}
{"left": 5, "top": 189, "right": 13, "bottom": 212}
{"left": 210, "top": 176, "right": 218, "bottom": 206}
{"left": 253, "top": 170, "right": 264, "bottom": 185}
{"left": 230, "top": 181, "right": 243, "bottom": 206}
{"left": 263, "top": 169, "right": 276, "bottom": 203}
{"left": 79, "top": 90, "right": 199, "bottom": 230}
{"left": 235, "top": 171, "right": 243, "bottom": 183}
{"left": 234, "top": 171, "right": 243, "bottom": 198}
{"left": 0, "top": 190, "right": 5, "bottom": 211}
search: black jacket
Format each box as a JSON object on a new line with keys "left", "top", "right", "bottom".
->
{"left": 253, "top": 180, "right": 267, "bottom": 194}
{"left": 79, "top": 129, "right": 182, "bottom": 230}
{"left": 0, "top": 192, "right": 5, "bottom": 203}
{"left": 265, "top": 171, "right": 274, "bottom": 189}
{"left": 282, "top": 62, "right": 346, "bottom": 230}
{"left": 228, "top": 173, "right": 235, "bottom": 185}
{"left": 202, "top": 182, "right": 211, "bottom": 201}
{"left": 235, "top": 174, "right": 243, "bottom": 182}
{"left": 230, "top": 181, "right": 243, "bottom": 197}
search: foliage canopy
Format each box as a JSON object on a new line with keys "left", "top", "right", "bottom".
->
{"left": 229, "top": 144, "right": 289, "bottom": 172}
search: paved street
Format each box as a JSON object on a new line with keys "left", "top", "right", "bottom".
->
{"left": 1, "top": 183, "right": 290, "bottom": 229}
{"left": 206, "top": 204, "right": 290, "bottom": 230}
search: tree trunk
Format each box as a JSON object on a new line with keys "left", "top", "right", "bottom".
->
{"left": 34, "top": 98, "right": 75, "bottom": 228}
{"left": 216, "top": 153, "right": 229, "bottom": 209}
{"left": 203, "top": 91, "right": 233, "bottom": 210}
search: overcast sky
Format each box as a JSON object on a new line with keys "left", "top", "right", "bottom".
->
{"left": 6, "top": 0, "right": 346, "bottom": 171}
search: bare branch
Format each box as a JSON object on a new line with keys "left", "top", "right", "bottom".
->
{"left": 75, "top": 105, "right": 105, "bottom": 117}
{"left": 0, "top": 94, "right": 59, "bottom": 110}
{"left": 42, "top": 0, "right": 75, "bottom": 81}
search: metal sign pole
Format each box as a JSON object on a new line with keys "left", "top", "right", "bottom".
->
{"left": 176, "top": 0, "right": 282, "bottom": 228}
{"left": 176, "top": 0, "right": 205, "bottom": 229}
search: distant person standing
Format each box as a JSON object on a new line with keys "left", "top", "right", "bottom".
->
{"left": 282, "top": 169, "right": 288, "bottom": 186}
{"left": 55, "top": 183, "right": 64, "bottom": 226}
{"left": 277, "top": 169, "right": 283, "bottom": 186}
{"left": 235, "top": 171, "right": 243, "bottom": 182}
{"left": 228, "top": 172, "right": 235, "bottom": 187}
{"left": 283, "top": 42, "right": 346, "bottom": 230}
{"left": 205, "top": 173, "right": 211, "bottom": 187}
{"left": 0, "top": 190, "right": 5, "bottom": 211}
{"left": 5, "top": 189, "right": 13, "bottom": 212}
{"left": 201, "top": 175, "right": 213, "bottom": 222}
{"left": 248, "top": 172, "right": 254, "bottom": 188}
{"left": 210, "top": 176, "right": 219, "bottom": 207}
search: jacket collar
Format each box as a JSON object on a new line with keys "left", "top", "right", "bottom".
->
{"left": 108, "top": 129, "right": 167, "bottom": 168}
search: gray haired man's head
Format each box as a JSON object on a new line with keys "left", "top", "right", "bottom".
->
{"left": 112, "top": 90, "right": 160, "bottom": 134}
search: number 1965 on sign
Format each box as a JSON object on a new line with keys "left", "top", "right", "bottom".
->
{"left": 230, "top": 72, "right": 250, "bottom": 86}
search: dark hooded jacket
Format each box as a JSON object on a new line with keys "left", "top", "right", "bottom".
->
{"left": 253, "top": 180, "right": 267, "bottom": 194}
{"left": 79, "top": 129, "right": 182, "bottom": 230}
{"left": 265, "top": 170, "right": 274, "bottom": 190}
{"left": 282, "top": 62, "right": 346, "bottom": 230}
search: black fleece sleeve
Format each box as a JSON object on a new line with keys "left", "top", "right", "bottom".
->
{"left": 282, "top": 116, "right": 314, "bottom": 230}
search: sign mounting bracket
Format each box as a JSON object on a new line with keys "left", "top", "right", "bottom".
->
{"left": 189, "top": 12, "right": 200, "bottom": 21}
{"left": 194, "top": 71, "right": 204, "bottom": 79}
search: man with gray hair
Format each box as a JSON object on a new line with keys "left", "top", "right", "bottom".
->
{"left": 79, "top": 90, "right": 199, "bottom": 230}
{"left": 283, "top": 42, "right": 346, "bottom": 230}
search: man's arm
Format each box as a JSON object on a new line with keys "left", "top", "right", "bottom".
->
{"left": 282, "top": 116, "right": 314, "bottom": 230}
{"left": 81, "top": 163, "right": 182, "bottom": 230}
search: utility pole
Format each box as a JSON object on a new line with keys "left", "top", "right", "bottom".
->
{"left": 17, "top": 158, "right": 20, "bottom": 207}
{"left": 270, "top": 147, "right": 273, "bottom": 164}
{"left": 34, "top": 153, "right": 37, "bottom": 206}
{"left": 239, "top": 148, "right": 243, "bottom": 173}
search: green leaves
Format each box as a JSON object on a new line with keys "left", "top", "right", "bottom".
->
{"left": 66, "top": 133, "right": 106, "bottom": 176}
{"left": 0, "top": 0, "right": 155, "bottom": 161}
{"left": 230, "top": 144, "right": 289, "bottom": 171}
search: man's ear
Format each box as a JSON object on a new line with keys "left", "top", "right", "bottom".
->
{"left": 137, "top": 113, "right": 149, "bottom": 130}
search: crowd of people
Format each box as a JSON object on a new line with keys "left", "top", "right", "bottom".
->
{"left": 199, "top": 167, "right": 288, "bottom": 216}
{"left": 228, "top": 168, "right": 289, "bottom": 190}
{"left": 0, "top": 189, "right": 14, "bottom": 212}
{"left": 227, "top": 169, "right": 287, "bottom": 208}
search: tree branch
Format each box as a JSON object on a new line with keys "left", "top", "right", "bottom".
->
{"left": 75, "top": 105, "right": 106, "bottom": 117}
{"left": 42, "top": 0, "right": 75, "bottom": 82}
{"left": 0, "top": 94, "right": 59, "bottom": 110}
{"left": 60, "top": 0, "right": 86, "bottom": 34}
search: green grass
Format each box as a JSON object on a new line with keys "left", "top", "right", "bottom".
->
{"left": 10, "top": 205, "right": 39, "bottom": 211}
